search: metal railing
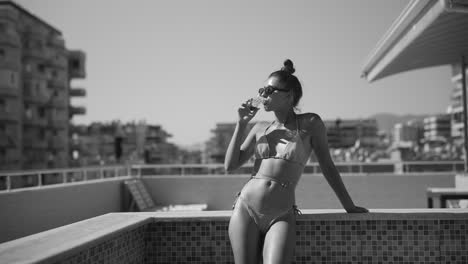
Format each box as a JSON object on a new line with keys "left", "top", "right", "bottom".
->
{"left": 0, "top": 161, "right": 465, "bottom": 192}
{"left": 0, "top": 165, "right": 131, "bottom": 192}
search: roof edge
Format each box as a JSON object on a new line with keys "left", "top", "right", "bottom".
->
{"left": 0, "top": 0, "right": 62, "bottom": 35}
{"left": 360, "top": 0, "right": 438, "bottom": 80}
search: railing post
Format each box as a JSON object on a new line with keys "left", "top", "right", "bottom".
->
{"left": 100, "top": 168, "right": 104, "bottom": 179}
{"left": 83, "top": 170, "right": 88, "bottom": 181}
{"left": 6, "top": 175, "right": 11, "bottom": 191}
{"left": 38, "top": 173, "right": 42, "bottom": 187}
{"left": 62, "top": 172, "right": 67, "bottom": 183}
{"left": 114, "top": 167, "right": 118, "bottom": 178}
{"left": 181, "top": 166, "right": 185, "bottom": 176}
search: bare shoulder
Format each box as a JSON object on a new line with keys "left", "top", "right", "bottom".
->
{"left": 297, "top": 112, "right": 325, "bottom": 133}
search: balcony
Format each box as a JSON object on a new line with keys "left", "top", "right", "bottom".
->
{"left": 47, "top": 78, "right": 67, "bottom": 89}
{"left": 0, "top": 164, "right": 467, "bottom": 263}
{"left": 67, "top": 50, "right": 86, "bottom": 79}
{"left": 47, "top": 116, "right": 67, "bottom": 128}
{"left": 48, "top": 96, "right": 68, "bottom": 108}
{"left": 23, "top": 137, "right": 47, "bottom": 149}
{"left": 23, "top": 92, "right": 48, "bottom": 104}
{"left": 23, "top": 47, "right": 48, "bottom": 61}
{"left": 0, "top": 7, "right": 20, "bottom": 22}
{"left": 0, "top": 85, "right": 18, "bottom": 97}
{"left": 47, "top": 36, "right": 65, "bottom": 50}
{"left": 0, "top": 32, "right": 20, "bottom": 47}
{"left": 23, "top": 116, "right": 47, "bottom": 127}
{"left": 44, "top": 48, "right": 68, "bottom": 68}
{"left": 70, "top": 106, "right": 86, "bottom": 116}
{"left": 48, "top": 137, "right": 66, "bottom": 149}
{"left": 0, "top": 109, "right": 19, "bottom": 122}
{"left": 0, "top": 57, "right": 21, "bottom": 71}
{"left": 69, "top": 87, "right": 86, "bottom": 97}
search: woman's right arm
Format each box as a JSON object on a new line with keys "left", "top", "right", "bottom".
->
{"left": 224, "top": 101, "right": 259, "bottom": 172}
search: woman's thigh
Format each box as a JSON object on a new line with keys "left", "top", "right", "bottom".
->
{"left": 228, "top": 201, "right": 262, "bottom": 264}
{"left": 262, "top": 212, "right": 296, "bottom": 264}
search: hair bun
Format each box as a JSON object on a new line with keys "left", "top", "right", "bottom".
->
{"left": 281, "top": 59, "right": 295, "bottom": 74}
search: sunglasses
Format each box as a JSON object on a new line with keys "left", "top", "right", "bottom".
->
{"left": 258, "top": 86, "right": 289, "bottom": 96}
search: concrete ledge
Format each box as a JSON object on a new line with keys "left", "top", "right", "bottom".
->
{"left": 0, "top": 213, "right": 152, "bottom": 264}
{"left": 1, "top": 209, "right": 468, "bottom": 264}
{"left": 132, "top": 208, "right": 468, "bottom": 220}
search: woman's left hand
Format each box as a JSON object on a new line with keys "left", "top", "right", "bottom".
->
{"left": 346, "top": 205, "right": 369, "bottom": 214}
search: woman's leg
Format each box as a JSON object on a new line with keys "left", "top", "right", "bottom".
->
{"left": 262, "top": 212, "right": 296, "bottom": 264}
{"left": 229, "top": 200, "right": 262, "bottom": 264}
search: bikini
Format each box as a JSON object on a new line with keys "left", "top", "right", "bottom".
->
{"left": 233, "top": 115, "right": 309, "bottom": 234}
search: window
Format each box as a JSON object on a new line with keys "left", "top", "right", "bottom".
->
{"left": 38, "top": 107, "right": 45, "bottom": 118}
{"left": 37, "top": 64, "right": 45, "bottom": 73}
{"left": 0, "top": 49, "right": 5, "bottom": 58}
{"left": 71, "top": 59, "right": 80, "bottom": 69}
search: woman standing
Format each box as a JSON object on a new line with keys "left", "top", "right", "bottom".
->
{"left": 225, "top": 59, "right": 368, "bottom": 264}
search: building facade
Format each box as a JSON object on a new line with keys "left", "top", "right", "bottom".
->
{"left": 323, "top": 118, "right": 379, "bottom": 149}
{"left": 423, "top": 114, "right": 451, "bottom": 143}
{"left": 393, "top": 120, "right": 424, "bottom": 146}
{"left": 204, "top": 122, "right": 261, "bottom": 164}
{"left": 449, "top": 64, "right": 467, "bottom": 147}
{"left": 0, "top": 1, "right": 86, "bottom": 170}
{"left": 70, "top": 121, "right": 178, "bottom": 166}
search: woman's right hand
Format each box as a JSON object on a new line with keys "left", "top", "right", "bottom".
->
{"left": 237, "top": 99, "right": 259, "bottom": 124}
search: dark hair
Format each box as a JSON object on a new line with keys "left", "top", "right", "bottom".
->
{"left": 268, "top": 59, "right": 303, "bottom": 108}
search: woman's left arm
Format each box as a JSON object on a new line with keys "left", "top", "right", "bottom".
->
{"left": 309, "top": 114, "right": 368, "bottom": 213}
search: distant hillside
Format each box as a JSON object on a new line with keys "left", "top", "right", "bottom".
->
{"left": 369, "top": 113, "right": 429, "bottom": 132}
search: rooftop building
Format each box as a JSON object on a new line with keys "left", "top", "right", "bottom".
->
{"left": 0, "top": 0, "right": 86, "bottom": 171}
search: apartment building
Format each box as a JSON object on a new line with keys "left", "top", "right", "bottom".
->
{"left": 70, "top": 121, "right": 178, "bottom": 166}
{"left": 323, "top": 118, "right": 379, "bottom": 149}
{"left": 0, "top": 1, "right": 86, "bottom": 170}
{"left": 449, "top": 63, "right": 467, "bottom": 147}
{"left": 393, "top": 120, "right": 424, "bottom": 146}
{"left": 423, "top": 114, "right": 451, "bottom": 143}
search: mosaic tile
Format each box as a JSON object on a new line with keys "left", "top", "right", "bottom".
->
{"left": 359, "top": 219, "right": 440, "bottom": 264}
{"left": 440, "top": 219, "right": 468, "bottom": 264}
{"left": 58, "top": 225, "right": 146, "bottom": 264}
{"left": 146, "top": 221, "right": 228, "bottom": 264}
{"left": 294, "top": 220, "right": 361, "bottom": 264}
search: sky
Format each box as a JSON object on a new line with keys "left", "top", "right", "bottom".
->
{"left": 16, "top": 0, "right": 453, "bottom": 147}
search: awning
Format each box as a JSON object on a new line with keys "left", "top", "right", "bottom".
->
{"left": 361, "top": 0, "right": 468, "bottom": 82}
{"left": 361, "top": 0, "right": 468, "bottom": 172}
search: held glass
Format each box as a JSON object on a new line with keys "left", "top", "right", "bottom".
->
{"left": 249, "top": 96, "right": 266, "bottom": 111}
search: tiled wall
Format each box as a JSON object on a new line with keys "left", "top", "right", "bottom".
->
{"left": 145, "top": 218, "right": 468, "bottom": 264}
{"left": 146, "top": 221, "right": 231, "bottom": 264}
{"left": 58, "top": 225, "right": 147, "bottom": 264}
{"left": 48, "top": 216, "right": 467, "bottom": 264}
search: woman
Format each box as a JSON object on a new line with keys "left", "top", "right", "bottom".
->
{"left": 225, "top": 59, "right": 368, "bottom": 264}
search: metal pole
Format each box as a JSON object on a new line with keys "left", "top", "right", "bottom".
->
{"left": 461, "top": 56, "right": 468, "bottom": 173}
